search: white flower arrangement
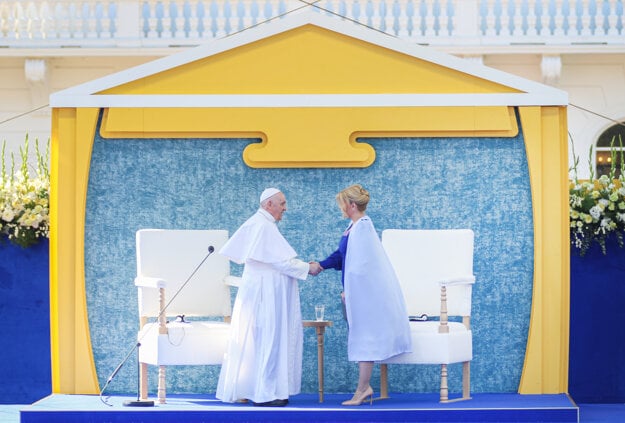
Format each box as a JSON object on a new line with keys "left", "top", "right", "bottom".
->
{"left": 569, "top": 138, "right": 625, "bottom": 256}
{"left": 0, "top": 136, "right": 50, "bottom": 248}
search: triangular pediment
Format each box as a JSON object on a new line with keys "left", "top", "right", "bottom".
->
{"left": 100, "top": 24, "right": 518, "bottom": 96}
{"left": 51, "top": 9, "right": 566, "bottom": 106}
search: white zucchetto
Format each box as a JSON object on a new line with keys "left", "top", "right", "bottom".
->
{"left": 260, "top": 188, "right": 281, "bottom": 204}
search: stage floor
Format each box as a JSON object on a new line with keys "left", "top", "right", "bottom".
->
{"left": 18, "top": 392, "right": 579, "bottom": 423}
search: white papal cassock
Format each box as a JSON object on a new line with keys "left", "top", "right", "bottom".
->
{"left": 216, "top": 208, "right": 309, "bottom": 403}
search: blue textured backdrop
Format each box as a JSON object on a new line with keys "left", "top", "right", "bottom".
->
{"left": 85, "top": 115, "right": 533, "bottom": 396}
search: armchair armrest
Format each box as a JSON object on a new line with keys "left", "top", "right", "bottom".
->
{"left": 224, "top": 276, "right": 242, "bottom": 287}
{"left": 437, "top": 275, "right": 474, "bottom": 333}
{"left": 438, "top": 275, "right": 475, "bottom": 287}
{"left": 134, "top": 276, "right": 166, "bottom": 289}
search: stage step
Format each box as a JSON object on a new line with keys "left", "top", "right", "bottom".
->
{"left": 20, "top": 393, "right": 578, "bottom": 423}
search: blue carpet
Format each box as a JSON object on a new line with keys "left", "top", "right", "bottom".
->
{"left": 577, "top": 403, "right": 625, "bottom": 422}
{"left": 16, "top": 393, "right": 579, "bottom": 423}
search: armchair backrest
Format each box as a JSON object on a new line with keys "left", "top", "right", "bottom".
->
{"left": 381, "top": 229, "right": 474, "bottom": 317}
{"left": 136, "top": 229, "right": 232, "bottom": 318}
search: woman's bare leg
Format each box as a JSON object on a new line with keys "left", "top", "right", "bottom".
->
{"left": 357, "top": 361, "right": 374, "bottom": 392}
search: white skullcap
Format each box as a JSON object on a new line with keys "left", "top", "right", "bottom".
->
{"left": 260, "top": 187, "right": 281, "bottom": 204}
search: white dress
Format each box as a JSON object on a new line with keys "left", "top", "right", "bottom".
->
{"left": 343, "top": 216, "right": 412, "bottom": 362}
{"left": 216, "top": 208, "right": 309, "bottom": 403}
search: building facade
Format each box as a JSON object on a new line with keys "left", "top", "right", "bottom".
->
{"left": 0, "top": 0, "right": 624, "bottom": 178}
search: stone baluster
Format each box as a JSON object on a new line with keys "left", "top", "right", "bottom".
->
{"left": 602, "top": 0, "right": 616, "bottom": 36}
{"left": 106, "top": 1, "right": 117, "bottom": 39}
{"left": 223, "top": 0, "right": 232, "bottom": 36}
{"left": 423, "top": 0, "right": 436, "bottom": 37}
{"left": 65, "top": 2, "right": 77, "bottom": 40}
{"left": 394, "top": 0, "right": 406, "bottom": 36}
{"left": 321, "top": 0, "right": 333, "bottom": 16}
{"left": 151, "top": 1, "right": 162, "bottom": 39}
{"left": 368, "top": 0, "right": 381, "bottom": 32}
{"left": 208, "top": 0, "right": 222, "bottom": 38}
{"left": 442, "top": 0, "right": 453, "bottom": 37}
{"left": 523, "top": 0, "right": 535, "bottom": 36}
{"left": 250, "top": 0, "right": 259, "bottom": 26}
{"left": 39, "top": 2, "right": 53, "bottom": 41}
{"left": 414, "top": 0, "right": 423, "bottom": 36}
{"left": 171, "top": 0, "right": 189, "bottom": 39}
{"left": 168, "top": 1, "right": 181, "bottom": 39}
{"left": 404, "top": 0, "right": 415, "bottom": 37}
{"left": 379, "top": 0, "right": 389, "bottom": 33}
{"left": 185, "top": 0, "right": 199, "bottom": 38}
{"left": 560, "top": 0, "right": 571, "bottom": 36}
{"left": 101, "top": 1, "right": 117, "bottom": 40}
{"left": 347, "top": 0, "right": 360, "bottom": 27}
{"left": 364, "top": 0, "right": 373, "bottom": 30}
{"left": 52, "top": 2, "right": 66, "bottom": 39}
{"left": 11, "top": 2, "right": 27, "bottom": 40}
{"left": 483, "top": 0, "right": 497, "bottom": 36}
{"left": 337, "top": 0, "right": 347, "bottom": 21}
{"left": 80, "top": 2, "right": 94, "bottom": 39}
{"left": 588, "top": 0, "right": 598, "bottom": 34}
{"left": 261, "top": 0, "right": 272, "bottom": 20}
{"left": 24, "top": 2, "right": 41, "bottom": 41}
{"left": 576, "top": 0, "right": 592, "bottom": 36}
{"left": 511, "top": 0, "right": 526, "bottom": 37}
{"left": 235, "top": 0, "right": 247, "bottom": 32}
{"left": 552, "top": 0, "right": 565, "bottom": 36}
{"left": 92, "top": 1, "right": 103, "bottom": 38}
{"left": 154, "top": 1, "right": 168, "bottom": 39}
{"left": 195, "top": 1, "right": 206, "bottom": 37}
{"left": 537, "top": 0, "right": 548, "bottom": 36}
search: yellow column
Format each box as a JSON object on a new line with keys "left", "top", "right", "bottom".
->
{"left": 50, "top": 107, "right": 100, "bottom": 394}
{"left": 518, "top": 106, "right": 570, "bottom": 394}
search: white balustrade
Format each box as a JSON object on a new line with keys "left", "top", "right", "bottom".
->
{"left": 0, "top": 0, "right": 622, "bottom": 49}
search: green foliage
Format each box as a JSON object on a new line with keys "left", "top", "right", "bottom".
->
{"left": 0, "top": 135, "right": 50, "bottom": 248}
{"left": 569, "top": 136, "right": 625, "bottom": 255}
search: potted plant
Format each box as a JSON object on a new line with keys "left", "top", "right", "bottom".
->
{"left": 0, "top": 136, "right": 49, "bottom": 247}
{"left": 568, "top": 137, "right": 625, "bottom": 403}
{"left": 0, "top": 135, "right": 51, "bottom": 403}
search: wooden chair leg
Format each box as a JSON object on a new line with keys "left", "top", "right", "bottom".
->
{"left": 440, "top": 364, "right": 449, "bottom": 402}
{"left": 379, "top": 364, "right": 390, "bottom": 399}
{"left": 462, "top": 361, "right": 471, "bottom": 400}
{"left": 140, "top": 362, "right": 148, "bottom": 400}
{"left": 158, "top": 365, "right": 166, "bottom": 404}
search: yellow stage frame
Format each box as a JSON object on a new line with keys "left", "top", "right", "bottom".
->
{"left": 49, "top": 14, "right": 569, "bottom": 395}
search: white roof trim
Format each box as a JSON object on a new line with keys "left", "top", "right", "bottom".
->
{"left": 50, "top": 93, "right": 568, "bottom": 108}
{"left": 50, "top": 8, "right": 568, "bottom": 107}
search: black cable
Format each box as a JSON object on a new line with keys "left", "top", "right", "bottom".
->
{"left": 0, "top": 104, "right": 49, "bottom": 127}
{"left": 568, "top": 102, "right": 625, "bottom": 127}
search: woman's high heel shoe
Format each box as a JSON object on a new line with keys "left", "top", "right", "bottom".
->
{"left": 341, "top": 386, "right": 374, "bottom": 406}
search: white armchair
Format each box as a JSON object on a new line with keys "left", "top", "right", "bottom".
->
{"left": 379, "top": 229, "right": 475, "bottom": 403}
{"left": 135, "top": 229, "right": 238, "bottom": 404}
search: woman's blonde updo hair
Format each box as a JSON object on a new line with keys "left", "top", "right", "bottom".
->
{"left": 336, "top": 184, "right": 370, "bottom": 212}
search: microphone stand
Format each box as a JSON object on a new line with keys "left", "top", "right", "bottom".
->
{"left": 99, "top": 245, "right": 215, "bottom": 407}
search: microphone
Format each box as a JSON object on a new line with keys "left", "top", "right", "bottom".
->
{"left": 101, "top": 242, "right": 218, "bottom": 406}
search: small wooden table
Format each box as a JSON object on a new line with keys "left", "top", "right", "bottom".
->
{"left": 302, "top": 320, "right": 333, "bottom": 403}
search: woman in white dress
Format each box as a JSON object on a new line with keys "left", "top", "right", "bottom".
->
{"left": 314, "top": 184, "right": 411, "bottom": 406}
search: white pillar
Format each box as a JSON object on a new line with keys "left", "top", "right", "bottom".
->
{"left": 453, "top": 0, "right": 480, "bottom": 44}
{"left": 116, "top": 1, "right": 142, "bottom": 46}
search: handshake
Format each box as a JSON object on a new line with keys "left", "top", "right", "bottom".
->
{"left": 308, "top": 261, "right": 323, "bottom": 276}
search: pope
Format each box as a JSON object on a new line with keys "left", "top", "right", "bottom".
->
{"left": 216, "top": 188, "right": 319, "bottom": 407}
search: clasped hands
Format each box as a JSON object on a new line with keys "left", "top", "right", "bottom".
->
{"left": 308, "top": 261, "right": 323, "bottom": 276}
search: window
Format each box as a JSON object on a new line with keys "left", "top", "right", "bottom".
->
{"left": 596, "top": 123, "right": 625, "bottom": 178}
